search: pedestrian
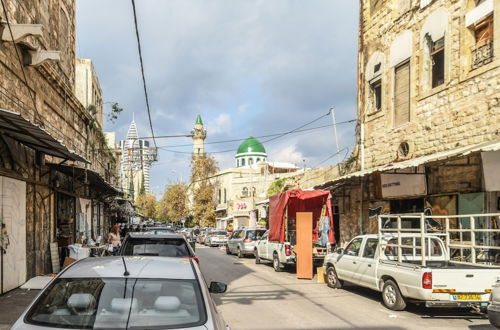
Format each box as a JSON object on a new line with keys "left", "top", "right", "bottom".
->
{"left": 107, "top": 224, "right": 121, "bottom": 255}
{"left": 120, "top": 224, "right": 126, "bottom": 238}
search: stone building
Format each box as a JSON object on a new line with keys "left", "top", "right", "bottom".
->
{"left": 212, "top": 137, "right": 301, "bottom": 230}
{"left": 75, "top": 58, "right": 103, "bottom": 127}
{"left": 314, "top": 0, "right": 500, "bottom": 248}
{"left": 0, "top": 0, "right": 119, "bottom": 293}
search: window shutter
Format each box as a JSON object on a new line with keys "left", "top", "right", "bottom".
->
{"left": 394, "top": 62, "right": 410, "bottom": 127}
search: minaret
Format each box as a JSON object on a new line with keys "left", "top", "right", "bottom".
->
{"left": 192, "top": 114, "right": 206, "bottom": 159}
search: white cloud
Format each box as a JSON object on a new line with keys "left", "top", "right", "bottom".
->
{"left": 207, "top": 113, "right": 232, "bottom": 135}
{"left": 271, "top": 144, "right": 304, "bottom": 166}
{"left": 237, "top": 104, "right": 249, "bottom": 115}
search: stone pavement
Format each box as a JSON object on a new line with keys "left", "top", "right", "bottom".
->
{"left": 0, "top": 289, "right": 39, "bottom": 330}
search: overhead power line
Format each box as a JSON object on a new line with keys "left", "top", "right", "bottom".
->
{"left": 159, "top": 114, "right": 356, "bottom": 155}
{"left": 130, "top": 0, "right": 157, "bottom": 148}
{"left": 158, "top": 120, "right": 356, "bottom": 149}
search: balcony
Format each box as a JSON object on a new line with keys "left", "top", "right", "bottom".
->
{"left": 471, "top": 41, "right": 494, "bottom": 70}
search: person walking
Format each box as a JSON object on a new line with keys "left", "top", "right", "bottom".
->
{"left": 107, "top": 224, "right": 121, "bottom": 255}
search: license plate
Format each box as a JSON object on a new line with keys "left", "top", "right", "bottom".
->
{"left": 452, "top": 294, "right": 482, "bottom": 301}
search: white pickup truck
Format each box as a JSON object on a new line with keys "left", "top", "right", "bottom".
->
{"left": 323, "top": 234, "right": 500, "bottom": 311}
{"left": 254, "top": 230, "right": 295, "bottom": 272}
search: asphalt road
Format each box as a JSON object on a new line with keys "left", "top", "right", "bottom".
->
{"left": 196, "top": 244, "right": 493, "bottom": 330}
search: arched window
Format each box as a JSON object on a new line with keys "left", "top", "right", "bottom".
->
{"left": 241, "top": 158, "right": 246, "bottom": 166}
{"left": 249, "top": 158, "right": 254, "bottom": 166}
{"left": 224, "top": 188, "right": 227, "bottom": 203}
{"left": 242, "top": 187, "right": 248, "bottom": 197}
{"left": 420, "top": 9, "right": 448, "bottom": 90}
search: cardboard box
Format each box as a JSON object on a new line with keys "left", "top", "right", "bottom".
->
{"left": 62, "top": 257, "right": 76, "bottom": 269}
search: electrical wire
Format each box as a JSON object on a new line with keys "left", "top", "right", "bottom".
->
{"left": 130, "top": 0, "right": 157, "bottom": 148}
{"left": 0, "top": 0, "right": 41, "bottom": 123}
{"left": 158, "top": 119, "right": 356, "bottom": 149}
{"left": 313, "top": 147, "right": 351, "bottom": 168}
{"left": 159, "top": 112, "right": 356, "bottom": 154}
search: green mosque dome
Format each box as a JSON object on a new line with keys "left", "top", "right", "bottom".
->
{"left": 237, "top": 137, "right": 266, "bottom": 155}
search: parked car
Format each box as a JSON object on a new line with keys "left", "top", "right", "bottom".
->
{"left": 197, "top": 230, "right": 208, "bottom": 244}
{"left": 205, "top": 231, "right": 228, "bottom": 247}
{"left": 254, "top": 230, "right": 295, "bottom": 271}
{"left": 120, "top": 232, "right": 196, "bottom": 260}
{"left": 227, "top": 228, "right": 266, "bottom": 258}
{"left": 489, "top": 279, "right": 500, "bottom": 328}
{"left": 181, "top": 228, "right": 194, "bottom": 241}
{"left": 323, "top": 234, "right": 498, "bottom": 311}
{"left": 11, "top": 256, "right": 230, "bottom": 329}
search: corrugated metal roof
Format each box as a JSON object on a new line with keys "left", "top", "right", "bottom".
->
{"left": 0, "top": 109, "right": 88, "bottom": 163}
{"left": 316, "top": 139, "right": 500, "bottom": 188}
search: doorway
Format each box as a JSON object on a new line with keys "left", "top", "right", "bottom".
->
{"left": 0, "top": 176, "right": 27, "bottom": 294}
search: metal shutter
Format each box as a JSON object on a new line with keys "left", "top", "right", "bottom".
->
{"left": 394, "top": 61, "right": 410, "bottom": 127}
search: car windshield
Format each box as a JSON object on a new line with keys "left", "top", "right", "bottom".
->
{"left": 25, "top": 278, "right": 206, "bottom": 329}
{"left": 215, "top": 231, "right": 227, "bottom": 236}
{"left": 246, "top": 230, "right": 265, "bottom": 240}
{"left": 122, "top": 238, "right": 192, "bottom": 257}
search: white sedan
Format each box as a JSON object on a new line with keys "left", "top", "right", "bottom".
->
{"left": 12, "top": 257, "right": 230, "bottom": 330}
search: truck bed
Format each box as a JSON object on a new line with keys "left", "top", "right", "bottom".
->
{"left": 402, "top": 260, "right": 499, "bottom": 269}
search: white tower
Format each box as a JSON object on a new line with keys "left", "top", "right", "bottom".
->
{"left": 192, "top": 114, "right": 206, "bottom": 159}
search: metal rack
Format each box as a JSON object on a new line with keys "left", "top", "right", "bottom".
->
{"left": 377, "top": 213, "right": 500, "bottom": 266}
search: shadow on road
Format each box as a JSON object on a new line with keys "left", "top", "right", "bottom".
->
{"left": 339, "top": 284, "right": 489, "bottom": 322}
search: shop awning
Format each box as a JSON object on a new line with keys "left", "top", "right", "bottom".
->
{"left": 316, "top": 139, "right": 500, "bottom": 189}
{"left": 49, "top": 163, "right": 121, "bottom": 196}
{"left": 0, "top": 109, "right": 88, "bottom": 163}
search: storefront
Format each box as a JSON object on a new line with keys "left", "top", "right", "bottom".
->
{"left": 316, "top": 140, "right": 500, "bottom": 245}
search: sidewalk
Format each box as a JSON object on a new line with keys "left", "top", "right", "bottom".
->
{"left": 0, "top": 288, "right": 39, "bottom": 329}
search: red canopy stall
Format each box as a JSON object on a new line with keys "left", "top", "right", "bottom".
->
{"left": 268, "top": 189, "right": 335, "bottom": 244}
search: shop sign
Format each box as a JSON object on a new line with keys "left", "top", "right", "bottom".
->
{"left": 234, "top": 201, "right": 249, "bottom": 210}
{"left": 380, "top": 173, "right": 427, "bottom": 198}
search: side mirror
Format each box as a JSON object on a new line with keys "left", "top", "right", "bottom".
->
{"left": 336, "top": 248, "right": 344, "bottom": 255}
{"left": 209, "top": 281, "right": 227, "bottom": 294}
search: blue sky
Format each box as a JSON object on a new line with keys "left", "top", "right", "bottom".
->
{"left": 76, "top": 1, "right": 359, "bottom": 198}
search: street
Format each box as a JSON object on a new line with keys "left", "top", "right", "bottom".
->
{"left": 197, "top": 245, "right": 493, "bottom": 330}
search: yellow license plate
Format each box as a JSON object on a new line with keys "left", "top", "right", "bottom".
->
{"left": 452, "top": 294, "right": 482, "bottom": 301}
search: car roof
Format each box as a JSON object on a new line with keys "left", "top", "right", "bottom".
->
{"left": 61, "top": 256, "right": 196, "bottom": 279}
{"left": 127, "top": 232, "right": 184, "bottom": 239}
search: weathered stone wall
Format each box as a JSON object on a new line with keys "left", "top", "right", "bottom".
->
{"left": 0, "top": 0, "right": 117, "bottom": 183}
{"left": 359, "top": 0, "right": 500, "bottom": 169}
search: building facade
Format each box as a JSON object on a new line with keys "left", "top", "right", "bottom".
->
{"left": 213, "top": 137, "right": 301, "bottom": 230}
{"left": 75, "top": 58, "right": 103, "bottom": 128}
{"left": 0, "top": 0, "right": 119, "bottom": 293}
{"left": 313, "top": 0, "right": 500, "bottom": 249}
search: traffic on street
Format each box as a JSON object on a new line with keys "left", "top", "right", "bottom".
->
{"left": 1, "top": 0, "right": 499, "bottom": 329}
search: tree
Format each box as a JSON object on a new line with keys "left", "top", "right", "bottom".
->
{"left": 190, "top": 155, "right": 218, "bottom": 227}
{"left": 135, "top": 193, "right": 157, "bottom": 219}
{"left": 157, "top": 182, "right": 189, "bottom": 224}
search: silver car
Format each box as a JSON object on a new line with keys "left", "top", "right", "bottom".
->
{"left": 226, "top": 228, "right": 266, "bottom": 258}
{"left": 12, "top": 257, "right": 230, "bottom": 330}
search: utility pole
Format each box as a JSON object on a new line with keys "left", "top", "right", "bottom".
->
{"left": 330, "top": 108, "right": 341, "bottom": 164}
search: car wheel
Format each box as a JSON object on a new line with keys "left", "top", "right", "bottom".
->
{"left": 382, "top": 280, "right": 406, "bottom": 311}
{"left": 255, "top": 250, "right": 261, "bottom": 264}
{"left": 273, "top": 253, "right": 283, "bottom": 272}
{"left": 237, "top": 248, "right": 243, "bottom": 258}
{"left": 326, "top": 266, "right": 343, "bottom": 289}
